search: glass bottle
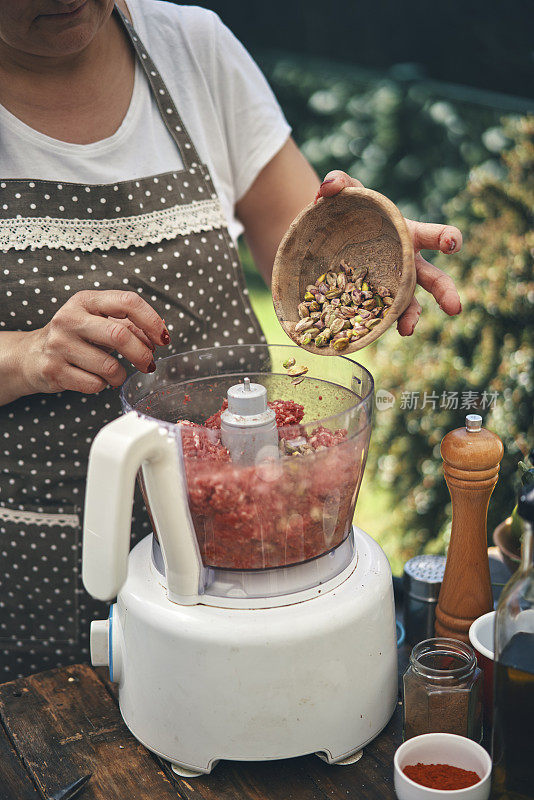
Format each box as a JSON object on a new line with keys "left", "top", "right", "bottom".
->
{"left": 403, "top": 637, "right": 482, "bottom": 741}
{"left": 492, "top": 484, "right": 534, "bottom": 800}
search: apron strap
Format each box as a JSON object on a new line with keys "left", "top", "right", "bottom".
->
{"left": 115, "top": 5, "right": 202, "bottom": 172}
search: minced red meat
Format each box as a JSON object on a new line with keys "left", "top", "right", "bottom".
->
{"left": 179, "top": 399, "right": 364, "bottom": 570}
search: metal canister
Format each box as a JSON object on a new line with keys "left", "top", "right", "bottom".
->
{"left": 403, "top": 555, "right": 446, "bottom": 645}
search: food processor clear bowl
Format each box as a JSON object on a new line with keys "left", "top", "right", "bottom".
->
{"left": 120, "top": 344, "right": 373, "bottom": 572}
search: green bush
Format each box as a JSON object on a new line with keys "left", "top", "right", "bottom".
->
{"left": 260, "top": 55, "right": 507, "bottom": 221}
{"left": 367, "top": 115, "right": 533, "bottom": 561}
{"left": 244, "top": 55, "right": 533, "bottom": 565}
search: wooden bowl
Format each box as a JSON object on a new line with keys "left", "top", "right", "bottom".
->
{"left": 493, "top": 518, "right": 521, "bottom": 575}
{"left": 272, "top": 187, "right": 416, "bottom": 355}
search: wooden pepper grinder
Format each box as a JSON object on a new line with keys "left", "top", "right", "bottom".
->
{"left": 435, "top": 414, "right": 504, "bottom": 642}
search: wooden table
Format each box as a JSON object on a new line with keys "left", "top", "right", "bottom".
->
{"left": 0, "top": 648, "right": 409, "bottom": 800}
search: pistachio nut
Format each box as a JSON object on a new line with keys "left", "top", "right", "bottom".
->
{"left": 330, "top": 317, "right": 345, "bottom": 335}
{"left": 332, "top": 336, "right": 350, "bottom": 351}
{"left": 314, "top": 333, "right": 329, "bottom": 347}
{"left": 297, "top": 302, "right": 310, "bottom": 318}
{"left": 282, "top": 357, "right": 296, "bottom": 369}
{"left": 294, "top": 317, "right": 314, "bottom": 333}
{"left": 326, "top": 271, "right": 337, "bottom": 287}
{"left": 365, "top": 318, "right": 381, "bottom": 330}
{"left": 287, "top": 365, "right": 309, "bottom": 377}
{"left": 325, "top": 288, "right": 342, "bottom": 299}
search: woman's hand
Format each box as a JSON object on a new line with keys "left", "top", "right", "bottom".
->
{"left": 317, "top": 171, "right": 463, "bottom": 336}
{"left": 19, "top": 290, "right": 170, "bottom": 396}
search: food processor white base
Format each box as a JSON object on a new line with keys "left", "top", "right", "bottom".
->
{"left": 91, "top": 527, "right": 398, "bottom": 775}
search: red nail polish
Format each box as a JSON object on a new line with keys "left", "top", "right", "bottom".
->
{"left": 448, "top": 239, "right": 456, "bottom": 252}
{"left": 320, "top": 178, "right": 335, "bottom": 188}
{"left": 161, "top": 329, "right": 170, "bottom": 345}
{"left": 147, "top": 361, "right": 156, "bottom": 373}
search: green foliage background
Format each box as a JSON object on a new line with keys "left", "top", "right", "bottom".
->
{"left": 242, "top": 56, "right": 534, "bottom": 572}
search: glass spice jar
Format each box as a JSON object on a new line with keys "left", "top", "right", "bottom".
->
{"left": 403, "top": 637, "right": 483, "bottom": 742}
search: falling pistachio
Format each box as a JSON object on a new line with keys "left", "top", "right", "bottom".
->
{"left": 286, "top": 365, "right": 309, "bottom": 377}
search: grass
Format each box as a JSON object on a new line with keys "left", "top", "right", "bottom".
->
{"left": 247, "top": 278, "right": 403, "bottom": 575}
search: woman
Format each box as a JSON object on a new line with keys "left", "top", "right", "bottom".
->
{"left": 0, "top": 0, "right": 461, "bottom": 680}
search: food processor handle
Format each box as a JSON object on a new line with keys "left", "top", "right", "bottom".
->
{"left": 82, "top": 411, "right": 202, "bottom": 605}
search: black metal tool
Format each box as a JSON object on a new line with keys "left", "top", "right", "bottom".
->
{"left": 48, "top": 773, "right": 92, "bottom": 800}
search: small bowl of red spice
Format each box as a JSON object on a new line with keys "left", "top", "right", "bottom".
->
{"left": 394, "top": 733, "right": 491, "bottom": 800}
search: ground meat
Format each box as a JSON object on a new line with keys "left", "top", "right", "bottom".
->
{"left": 179, "top": 421, "right": 230, "bottom": 463}
{"left": 178, "top": 399, "right": 366, "bottom": 569}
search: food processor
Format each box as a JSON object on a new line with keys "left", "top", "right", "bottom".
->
{"left": 82, "top": 344, "right": 397, "bottom": 776}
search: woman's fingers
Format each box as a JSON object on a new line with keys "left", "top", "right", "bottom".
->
{"left": 56, "top": 364, "right": 108, "bottom": 395}
{"left": 397, "top": 295, "right": 423, "bottom": 336}
{"left": 395, "top": 254, "right": 461, "bottom": 337}
{"left": 317, "top": 170, "right": 363, "bottom": 199}
{"left": 415, "top": 253, "right": 462, "bottom": 315}
{"left": 65, "top": 339, "right": 129, "bottom": 387}
{"left": 78, "top": 315, "right": 156, "bottom": 374}
{"left": 108, "top": 317, "right": 156, "bottom": 351}
{"left": 406, "top": 219, "right": 462, "bottom": 254}
{"left": 80, "top": 290, "right": 169, "bottom": 346}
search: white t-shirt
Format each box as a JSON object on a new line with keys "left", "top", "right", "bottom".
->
{"left": 0, "top": 0, "right": 291, "bottom": 241}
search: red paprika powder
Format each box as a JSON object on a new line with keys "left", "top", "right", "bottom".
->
{"left": 403, "top": 763, "right": 481, "bottom": 790}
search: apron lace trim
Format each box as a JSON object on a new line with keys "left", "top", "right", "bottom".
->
{"left": 0, "top": 506, "right": 79, "bottom": 528}
{"left": 0, "top": 198, "right": 227, "bottom": 253}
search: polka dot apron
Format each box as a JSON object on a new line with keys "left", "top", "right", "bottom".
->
{"left": 0, "top": 8, "right": 265, "bottom": 681}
